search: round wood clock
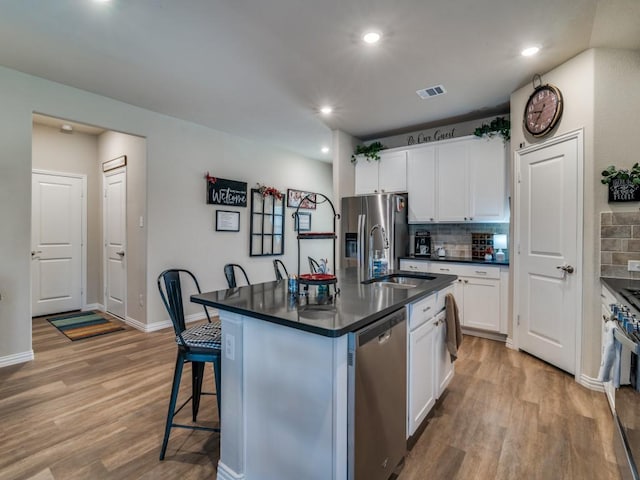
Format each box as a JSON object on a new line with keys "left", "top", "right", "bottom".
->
{"left": 523, "top": 83, "right": 563, "bottom": 137}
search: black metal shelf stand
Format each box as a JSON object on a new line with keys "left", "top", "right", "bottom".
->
{"left": 293, "top": 193, "right": 340, "bottom": 298}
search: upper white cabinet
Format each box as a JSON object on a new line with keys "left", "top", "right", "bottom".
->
{"left": 403, "top": 135, "right": 507, "bottom": 223}
{"left": 355, "top": 150, "right": 407, "bottom": 195}
{"left": 407, "top": 146, "right": 436, "bottom": 222}
{"left": 436, "top": 141, "right": 469, "bottom": 221}
{"left": 468, "top": 137, "right": 508, "bottom": 222}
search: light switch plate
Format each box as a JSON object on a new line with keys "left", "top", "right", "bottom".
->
{"left": 628, "top": 260, "right": 640, "bottom": 272}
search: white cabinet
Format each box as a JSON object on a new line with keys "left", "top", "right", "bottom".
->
{"left": 399, "top": 258, "right": 431, "bottom": 273}
{"left": 468, "top": 137, "right": 508, "bottom": 222}
{"left": 407, "top": 260, "right": 507, "bottom": 335}
{"left": 355, "top": 150, "right": 407, "bottom": 195}
{"left": 406, "top": 288, "right": 455, "bottom": 437}
{"left": 436, "top": 141, "right": 469, "bottom": 221}
{"left": 407, "top": 146, "right": 436, "bottom": 222}
{"left": 457, "top": 276, "right": 500, "bottom": 331}
{"left": 404, "top": 135, "right": 507, "bottom": 223}
{"left": 408, "top": 315, "right": 437, "bottom": 436}
{"left": 435, "top": 310, "right": 454, "bottom": 396}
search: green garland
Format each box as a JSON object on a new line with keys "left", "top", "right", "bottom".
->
{"left": 473, "top": 117, "right": 511, "bottom": 142}
{"left": 601, "top": 164, "right": 640, "bottom": 185}
{"left": 351, "top": 141, "right": 386, "bottom": 164}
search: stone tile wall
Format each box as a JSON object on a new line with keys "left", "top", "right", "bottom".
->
{"left": 409, "top": 223, "right": 509, "bottom": 258}
{"left": 601, "top": 211, "right": 640, "bottom": 279}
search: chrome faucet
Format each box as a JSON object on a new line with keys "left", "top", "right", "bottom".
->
{"left": 369, "top": 224, "right": 389, "bottom": 251}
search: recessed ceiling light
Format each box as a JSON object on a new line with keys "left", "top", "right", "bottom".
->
{"left": 362, "top": 31, "right": 381, "bottom": 45}
{"left": 321, "top": 146, "right": 330, "bottom": 154}
{"left": 320, "top": 106, "right": 333, "bottom": 115}
{"left": 521, "top": 46, "right": 540, "bottom": 57}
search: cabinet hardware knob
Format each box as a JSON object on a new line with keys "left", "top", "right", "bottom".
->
{"left": 423, "top": 306, "right": 431, "bottom": 312}
{"left": 470, "top": 217, "right": 473, "bottom": 220}
{"left": 464, "top": 280, "right": 468, "bottom": 283}
{"left": 475, "top": 271, "right": 487, "bottom": 275}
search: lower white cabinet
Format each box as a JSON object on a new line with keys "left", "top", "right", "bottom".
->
{"left": 435, "top": 310, "right": 454, "bottom": 396}
{"left": 406, "top": 288, "right": 454, "bottom": 438}
{"left": 402, "top": 259, "right": 508, "bottom": 335}
{"left": 408, "top": 316, "right": 437, "bottom": 436}
{"left": 455, "top": 276, "right": 500, "bottom": 331}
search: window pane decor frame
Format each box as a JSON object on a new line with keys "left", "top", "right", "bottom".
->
{"left": 250, "top": 188, "right": 284, "bottom": 256}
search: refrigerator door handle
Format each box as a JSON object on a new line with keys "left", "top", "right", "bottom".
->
{"left": 358, "top": 214, "right": 365, "bottom": 267}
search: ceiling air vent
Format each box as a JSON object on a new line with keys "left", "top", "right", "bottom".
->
{"left": 416, "top": 84, "right": 447, "bottom": 99}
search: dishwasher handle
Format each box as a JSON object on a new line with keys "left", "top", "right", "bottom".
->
{"left": 356, "top": 308, "right": 406, "bottom": 347}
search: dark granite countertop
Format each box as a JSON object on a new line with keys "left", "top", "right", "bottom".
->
{"left": 601, "top": 277, "right": 640, "bottom": 313}
{"left": 401, "top": 255, "right": 509, "bottom": 266}
{"left": 191, "top": 268, "right": 457, "bottom": 338}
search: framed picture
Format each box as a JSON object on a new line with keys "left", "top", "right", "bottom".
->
{"left": 102, "top": 155, "right": 127, "bottom": 172}
{"left": 295, "top": 212, "right": 311, "bottom": 231}
{"left": 216, "top": 210, "right": 240, "bottom": 232}
{"left": 287, "top": 189, "right": 317, "bottom": 210}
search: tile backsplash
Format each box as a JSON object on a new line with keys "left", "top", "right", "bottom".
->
{"left": 601, "top": 211, "right": 640, "bottom": 279}
{"left": 409, "top": 223, "right": 509, "bottom": 258}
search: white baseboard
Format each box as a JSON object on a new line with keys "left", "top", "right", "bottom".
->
{"left": 216, "top": 461, "right": 244, "bottom": 480}
{"left": 0, "top": 350, "right": 34, "bottom": 368}
{"left": 505, "top": 337, "right": 516, "bottom": 350}
{"left": 579, "top": 374, "right": 605, "bottom": 392}
{"left": 461, "top": 327, "right": 507, "bottom": 343}
{"left": 83, "top": 303, "right": 104, "bottom": 311}
{"left": 126, "top": 312, "right": 214, "bottom": 333}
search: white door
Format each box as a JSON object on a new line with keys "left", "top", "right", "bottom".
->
{"left": 31, "top": 172, "right": 84, "bottom": 316}
{"left": 354, "top": 158, "right": 379, "bottom": 195}
{"left": 468, "top": 137, "right": 507, "bottom": 222}
{"left": 104, "top": 169, "right": 126, "bottom": 319}
{"left": 437, "top": 141, "right": 468, "bottom": 221}
{"left": 408, "top": 318, "right": 436, "bottom": 436}
{"left": 378, "top": 150, "right": 407, "bottom": 193}
{"left": 407, "top": 146, "right": 437, "bottom": 222}
{"left": 515, "top": 131, "right": 583, "bottom": 375}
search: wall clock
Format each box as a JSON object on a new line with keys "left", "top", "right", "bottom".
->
{"left": 523, "top": 83, "right": 563, "bottom": 138}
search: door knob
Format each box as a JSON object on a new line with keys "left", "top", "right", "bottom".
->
{"left": 116, "top": 251, "right": 125, "bottom": 257}
{"left": 556, "top": 265, "right": 574, "bottom": 274}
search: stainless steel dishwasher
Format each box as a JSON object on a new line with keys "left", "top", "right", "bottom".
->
{"left": 348, "top": 308, "right": 407, "bottom": 480}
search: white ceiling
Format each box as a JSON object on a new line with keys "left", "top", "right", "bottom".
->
{"left": 3, "top": 0, "right": 640, "bottom": 161}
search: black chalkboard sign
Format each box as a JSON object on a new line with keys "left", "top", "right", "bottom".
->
{"left": 608, "top": 179, "right": 640, "bottom": 202}
{"left": 206, "top": 176, "right": 247, "bottom": 207}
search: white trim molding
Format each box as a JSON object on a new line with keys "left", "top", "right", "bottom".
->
{"left": 0, "top": 350, "right": 34, "bottom": 368}
{"left": 505, "top": 337, "right": 516, "bottom": 350}
{"left": 579, "top": 374, "right": 605, "bottom": 392}
{"left": 125, "top": 312, "right": 215, "bottom": 333}
{"left": 217, "top": 462, "right": 245, "bottom": 480}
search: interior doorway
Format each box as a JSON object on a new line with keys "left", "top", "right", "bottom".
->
{"left": 513, "top": 129, "right": 584, "bottom": 376}
{"left": 31, "top": 170, "right": 86, "bottom": 316}
{"left": 31, "top": 113, "right": 147, "bottom": 330}
{"left": 104, "top": 168, "right": 127, "bottom": 319}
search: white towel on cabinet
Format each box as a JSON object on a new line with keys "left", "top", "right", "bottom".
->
{"left": 598, "top": 321, "right": 619, "bottom": 386}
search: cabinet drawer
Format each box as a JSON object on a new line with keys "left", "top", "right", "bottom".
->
{"left": 430, "top": 262, "right": 499, "bottom": 279}
{"left": 400, "top": 259, "right": 430, "bottom": 273}
{"left": 408, "top": 293, "right": 437, "bottom": 330}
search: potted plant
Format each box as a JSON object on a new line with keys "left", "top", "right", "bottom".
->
{"left": 351, "top": 141, "right": 386, "bottom": 164}
{"left": 601, "top": 164, "right": 640, "bottom": 202}
{"left": 473, "top": 116, "right": 510, "bottom": 142}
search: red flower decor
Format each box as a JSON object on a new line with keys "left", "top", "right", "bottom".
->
{"left": 205, "top": 172, "right": 217, "bottom": 184}
{"left": 256, "top": 183, "right": 283, "bottom": 200}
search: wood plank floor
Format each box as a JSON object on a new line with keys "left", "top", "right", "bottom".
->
{"left": 0, "top": 317, "right": 621, "bottom": 479}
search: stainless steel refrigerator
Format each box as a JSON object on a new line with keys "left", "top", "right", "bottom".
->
{"left": 341, "top": 193, "right": 409, "bottom": 271}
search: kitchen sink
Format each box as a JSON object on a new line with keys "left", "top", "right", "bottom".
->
{"left": 362, "top": 273, "right": 436, "bottom": 289}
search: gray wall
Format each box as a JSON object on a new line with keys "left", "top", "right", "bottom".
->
{"left": 510, "top": 48, "right": 640, "bottom": 379}
{"left": 0, "top": 65, "right": 332, "bottom": 364}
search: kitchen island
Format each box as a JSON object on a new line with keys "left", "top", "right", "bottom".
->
{"left": 191, "top": 268, "right": 456, "bottom": 480}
